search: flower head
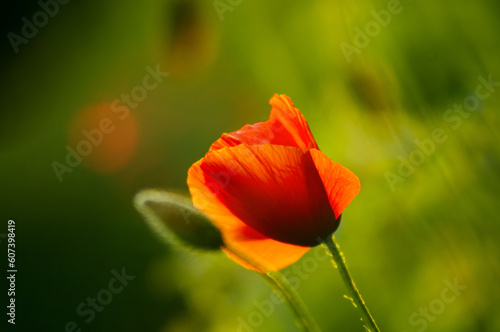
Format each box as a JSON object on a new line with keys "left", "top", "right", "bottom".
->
{"left": 188, "top": 94, "right": 360, "bottom": 271}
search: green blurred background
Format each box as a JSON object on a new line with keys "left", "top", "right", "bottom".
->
{"left": 1, "top": 0, "right": 499, "bottom": 331}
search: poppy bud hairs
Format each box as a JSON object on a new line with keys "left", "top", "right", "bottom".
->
{"left": 134, "top": 189, "right": 224, "bottom": 251}
{"left": 187, "top": 94, "right": 360, "bottom": 272}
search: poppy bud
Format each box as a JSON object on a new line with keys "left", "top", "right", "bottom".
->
{"left": 134, "top": 189, "right": 223, "bottom": 251}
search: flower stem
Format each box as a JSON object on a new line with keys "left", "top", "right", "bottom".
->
{"left": 322, "top": 235, "right": 380, "bottom": 332}
{"left": 224, "top": 247, "right": 321, "bottom": 332}
{"left": 264, "top": 271, "right": 321, "bottom": 332}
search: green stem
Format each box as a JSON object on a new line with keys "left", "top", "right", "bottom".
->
{"left": 224, "top": 247, "right": 321, "bottom": 332}
{"left": 264, "top": 271, "right": 321, "bottom": 332}
{"left": 322, "top": 235, "right": 380, "bottom": 332}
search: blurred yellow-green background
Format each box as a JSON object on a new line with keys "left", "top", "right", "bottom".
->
{"left": 1, "top": 0, "right": 500, "bottom": 331}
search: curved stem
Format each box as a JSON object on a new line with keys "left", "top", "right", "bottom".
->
{"left": 264, "top": 271, "right": 321, "bottom": 332}
{"left": 224, "top": 247, "right": 321, "bottom": 332}
{"left": 322, "top": 236, "right": 380, "bottom": 332}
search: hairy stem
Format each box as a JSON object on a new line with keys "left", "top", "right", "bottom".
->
{"left": 322, "top": 236, "right": 380, "bottom": 332}
{"left": 224, "top": 247, "right": 321, "bottom": 332}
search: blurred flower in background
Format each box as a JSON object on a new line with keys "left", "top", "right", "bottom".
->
{"left": 67, "top": 103, "right": 138, "bottom": 174}
{"left": 165, "top": 0, "right": 219, "bottom": 79}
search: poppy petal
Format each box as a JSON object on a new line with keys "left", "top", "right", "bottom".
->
{"left": 209, "top": 94, "right": 317, "bottom": 151}
{"left": 221, "top": 225, "right": 310, "bottom": 272}
{"left": 309, "top": 148, "right": 361, "bottom": 218}
{"left": 268, "top": 94, "right": 318, "bottom": 150}
{"left": 190, "top": 144, "right": 338, "bottom": 247}
{"left": 209, "top": 121, "right": 275, "bottom": 151}
{"left": 188, "top": 157, "right": 309, "bottom": 271}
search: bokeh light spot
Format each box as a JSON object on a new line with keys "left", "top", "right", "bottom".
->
{"left": 68, "top": 103, "right": 138, "bottom": 174}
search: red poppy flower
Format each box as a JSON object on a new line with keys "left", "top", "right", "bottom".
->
{"left": 187, "top": 94, "right": 360, "bottom": 271}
